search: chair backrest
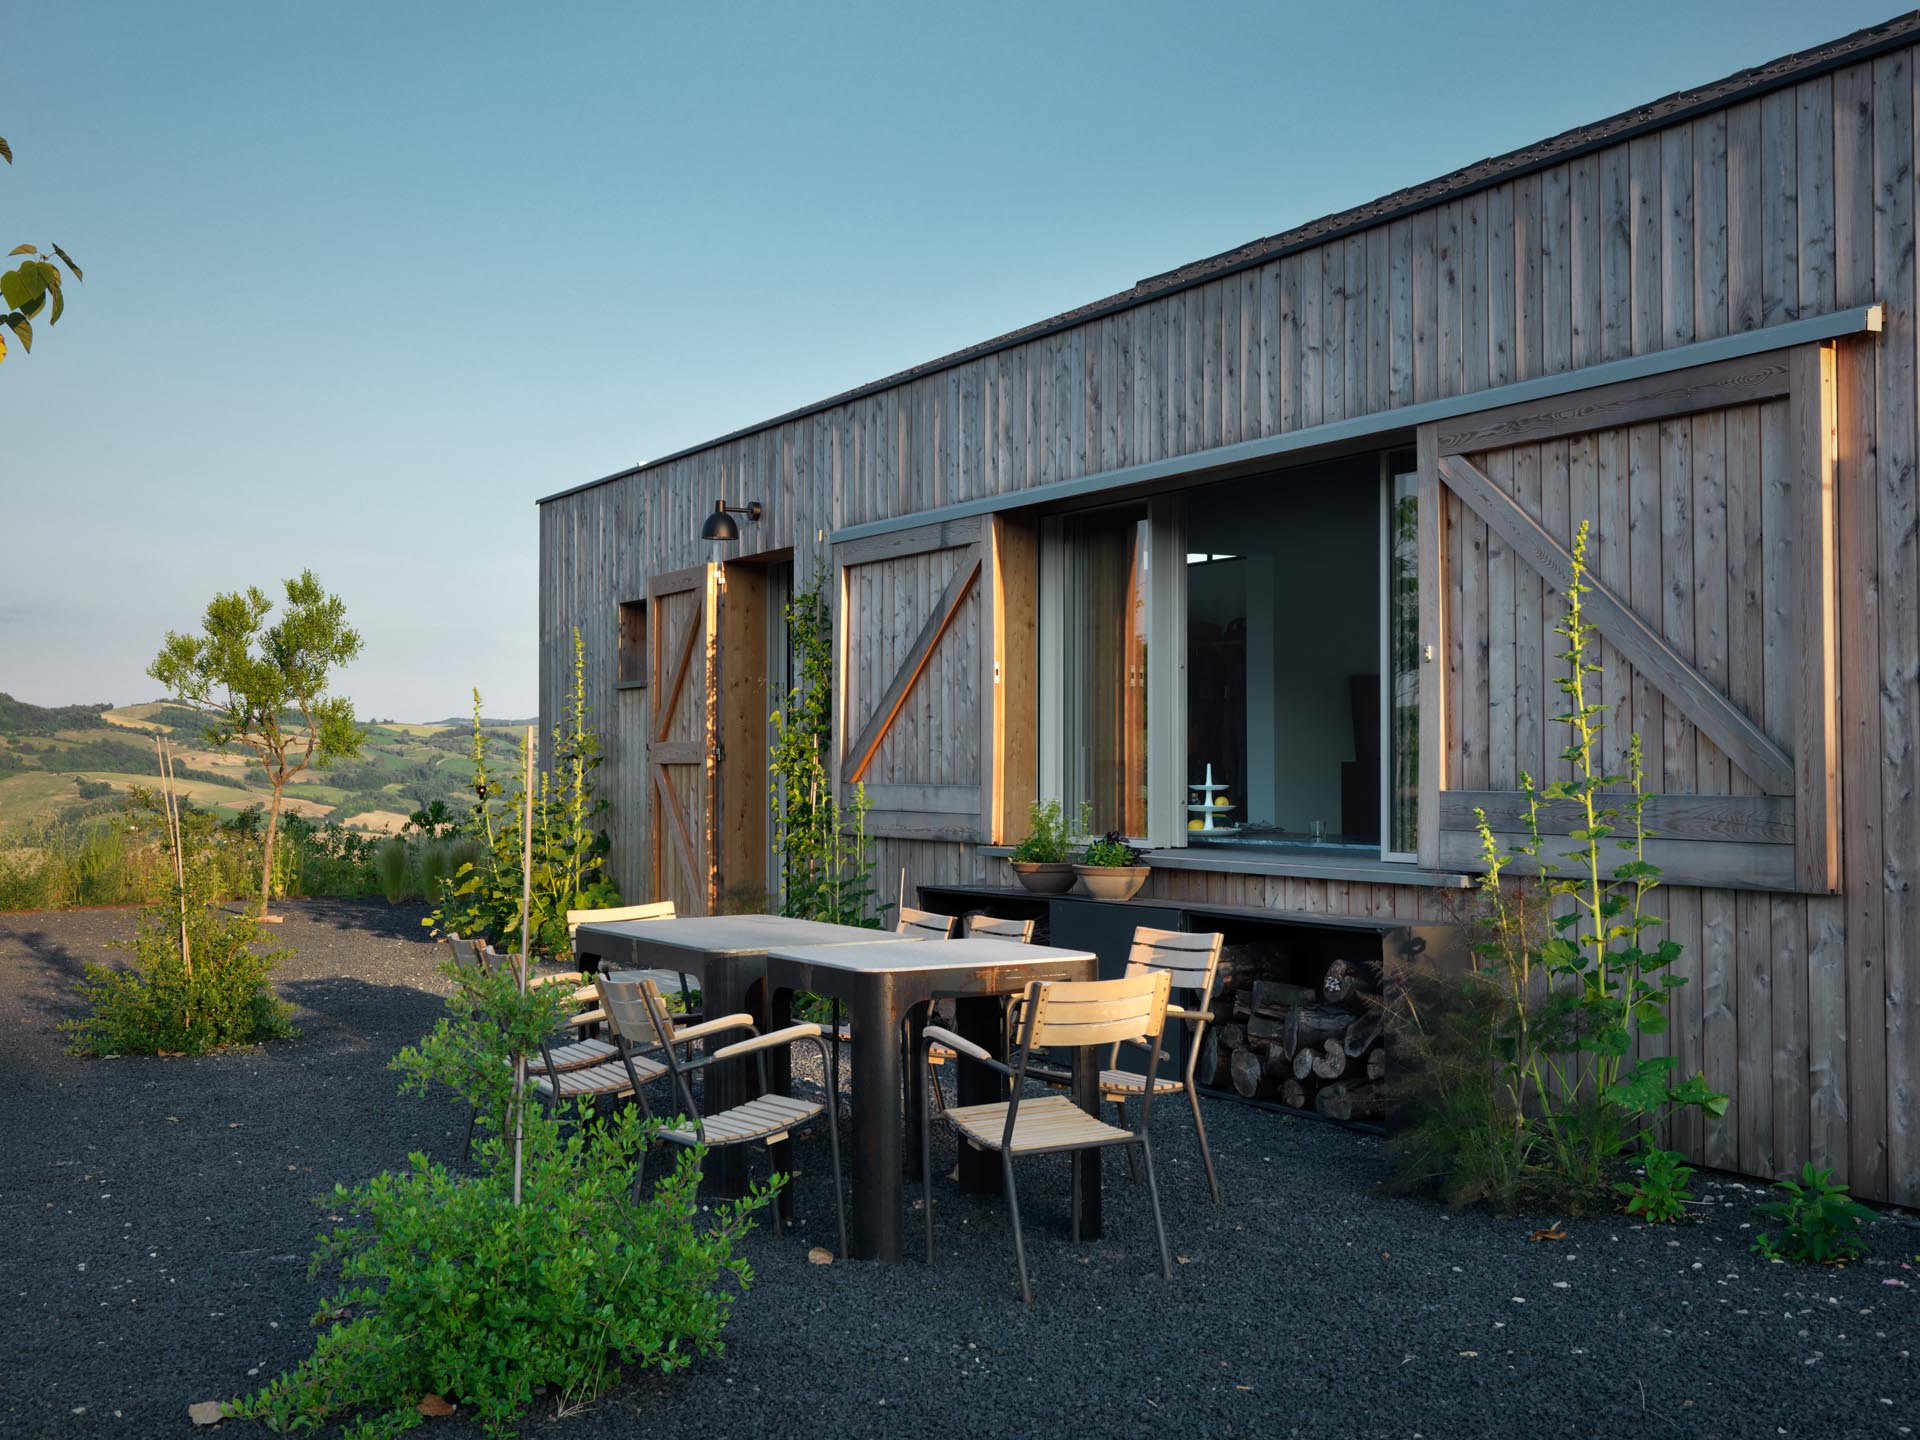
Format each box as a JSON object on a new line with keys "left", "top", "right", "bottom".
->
{"left": 1020, "top": 971, "right": 1171, "bottom": 1051}
{"left": 1125, "top": 927, "right": 1225, "bottom": 1005}
{"left": 596, "top": 971, "right": 678, "bottom": 1051}
{"left": 567, "top": 900, "right": 677, "bottom": 935}
{"left": 966, "top": 913, "right": 1035, "bottom": 943}
{"left": 444, "top": 935, "right": 482, "bottom": 972}
{"left": 896, "top": 906, "right": 957, "bottom": 940}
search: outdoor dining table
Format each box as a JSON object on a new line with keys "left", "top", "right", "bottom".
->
{"left": 763, "top": 936, "right": 1102, "bottom": 1264}
{"left": 572, "top": 914, "right": 898, "bottom": 1196}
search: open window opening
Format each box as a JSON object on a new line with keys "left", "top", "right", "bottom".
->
{"left": 1039, "top": 445, "right": 1419, "bottom": 863}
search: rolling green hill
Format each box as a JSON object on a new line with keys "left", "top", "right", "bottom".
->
{"left": 0, "top": 693, "right": 519, "bottom": 834}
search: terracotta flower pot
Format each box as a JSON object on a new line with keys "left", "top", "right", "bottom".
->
{"left": 1008, "top": 860, "right": 1077, "bottom": 894}
{"left": 1071, "top": 864, "right": 1149, "bottom": 901}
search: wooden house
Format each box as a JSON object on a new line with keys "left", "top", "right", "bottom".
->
{"left": 539, "top": 15, "right": 1920, "bottom": 1206}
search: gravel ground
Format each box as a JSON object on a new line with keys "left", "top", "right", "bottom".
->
{"left": 2, "top": 902, "right": 1916, "bottom": 1440}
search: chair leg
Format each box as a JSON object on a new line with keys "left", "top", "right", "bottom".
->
{"left": 921, "top": 1055, "right": 937, "bottom": 1265}
{"left": 823, "top": 1098, "right": 850, "bottom": 1260}
{"left": 1188, "top": 1084, "right": 1222, "bottom": 1204}
{"left": 1001, "top": 1152, "right": 1032, "bottom": 1306}
{"left": 1137, "top": 1136, "right": 1173, "bottom": 1282}
{"left": 461, "top": 1103, "right": 477, "bottom": 1164}
{"left": 830, "top": 999, "right": 844, "bottom": 1112}
{"left": 768, "top": 1147, "right": 785, "bottom": 1238}
{"left": 1118, "top": 1097, "right": 1141, "bottom": 1183}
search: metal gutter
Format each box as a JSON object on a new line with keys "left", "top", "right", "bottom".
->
{"left": 827, "top": 304, "right": 1881, "bottom": 544}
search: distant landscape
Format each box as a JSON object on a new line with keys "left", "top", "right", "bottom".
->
{"left": 0, "top": 692, "right": 534, "bottom": 835}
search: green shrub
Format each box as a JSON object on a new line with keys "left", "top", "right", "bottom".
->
{"left": 1753, "top": 1163, "right": 1876, "bottom": 1264}
{"left": 236, "top": 935, "right": 774, "bottom": 1438}
{"left": 373, "top": 838, "right": 412, "bottom": 903}
{"left": 1615, "top": 1147, "right": 1695, "bottom": 1223}
{"left": 1081, "top": 830, "right": 1141, "bottom": 867}
{"left": 63, "top": 856, "right": 296, "bottom": 1056}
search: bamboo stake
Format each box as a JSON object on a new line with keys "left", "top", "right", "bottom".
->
{"left": 512, "top": 724, "right": 534, "bottom": 1207}
{"left": 155, "top": 738, "right": 190, "bottom": 979}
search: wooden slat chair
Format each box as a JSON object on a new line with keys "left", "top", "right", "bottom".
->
{"left": 919, "top": 970, "right": 1175, "bottom": 1305}
{"left": 920, "top": 913, "right": 1039, "bottom": 1113}
{"left": 1003, "top": 927, "right": 1228, "bottom": 1204}
{"left": 600, "top": 973, "right": 848, "bottom": 1256}
{"left": 1096, "top": 929, "right": 1227, "bottom": 1204}
{"left": 563, "top": 901, "right": 692, "bottom": 1026}
{"left": 447, "top": 938, "right": 672, "bottom": 1162}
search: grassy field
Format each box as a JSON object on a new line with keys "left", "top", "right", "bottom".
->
{"left": 0, "top": 694, "right": 505, "bottom": 834}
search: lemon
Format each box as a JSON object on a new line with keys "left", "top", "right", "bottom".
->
{"left": 1187, "top": 818, "right": 1203, "bottom": 830}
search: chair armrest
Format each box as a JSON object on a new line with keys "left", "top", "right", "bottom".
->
{"left": 528, "top": 971, "right": 589, "bottom": 989}
{"left": 709, "top": 1022, "right": 826, "bottom": 1061}
{"left": 925, "top": 1025, "right": 1014, "bottom": 1078}
{"left": 670, "top": 1013, "right": 758, "bottom": 1044}
{"left": 565, "top": 1008, "right": 606, "bottom": 1029}
{"left": 1165, "top": 1003, "right": 1210, "bottom": 1024}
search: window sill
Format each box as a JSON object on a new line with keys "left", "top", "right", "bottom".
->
{"left": 615, "top": 679, "right": 648, "bottom": 692}
{"left": 978, "top": 845, "right": 1474, "bottom": 889}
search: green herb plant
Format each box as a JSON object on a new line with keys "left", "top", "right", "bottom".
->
{"left": 1, "top": 132, "right": 85, "bottom": 366}
{"left": 1615, "top": 1146, "right": 1696, "bottom": 1223}
{"left": 1009, "top": 798, "right": 1076, "bottom": 864}
{"left": 1081, "top": 830, "right": 1142, "bottom": 867}
{"left": 1752, "top": 1163, "right": 1875, "bottom": 1264}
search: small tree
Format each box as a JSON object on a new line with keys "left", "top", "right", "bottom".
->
{"left": 148, "top": 571, "right": 364, "bottom": 916}
{"left": 1, "top": 134, "right": 84, "bottom": 365}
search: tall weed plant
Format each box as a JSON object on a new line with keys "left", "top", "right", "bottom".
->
{"left": 425, "top": 631, "right": 621, "bottom": 956}
{"left": 1383, "top": 522, "right": 1727, "bottom": 1212}
{"left": 768, "top": 564, "right": 884, "bottom": 928}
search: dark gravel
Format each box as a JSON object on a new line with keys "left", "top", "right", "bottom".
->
{"left": 2, "top": 902, "right": 1915, "bottom": 1440}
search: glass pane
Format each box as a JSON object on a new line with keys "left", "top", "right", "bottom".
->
{"left": 1388, "top": 469, "right": 1420, "bottom": 854}
{"left": 1181, "top": 455, "right": 1382, "bottom": 852}
{"left": 1060, "top": 508, "right": 1149, "bottom": 837}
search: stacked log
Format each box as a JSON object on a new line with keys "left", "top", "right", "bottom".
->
{"left": 1210, "top": 951, "right": 1389, "bottom": 1121}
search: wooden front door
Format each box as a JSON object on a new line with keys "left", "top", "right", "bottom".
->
{"left": 646, "top": 563, "right": 719, "bottom": 915}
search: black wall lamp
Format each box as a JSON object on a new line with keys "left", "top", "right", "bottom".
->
{"left": 699, "top": 500, "right": 762, "bottom": 543}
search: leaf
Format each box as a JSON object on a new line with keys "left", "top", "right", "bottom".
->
{"left": 7, "top": 244, "right": 33, "bottom": 256}
{"left": 4, "top": 312, "right": 30, "bottom": 352}
{"left": 187, "top": 1400, "right": 227, "bottom": 1425}
{"left": 416, "top": 1393, "right": 456, "bottom": 1417}
{"left": 806, "top": 1246, "right": 833, "bottom": 1265}
{"left": 49, "top": 287, "right": 63, "bottom": 326}
{"left": 0, "top": 136, "right": 10, "bottom": 163}
{"left": 1529, "top": 1227, "right": 1567, "bottom": 1242}
{"left": 52, "top": 244, "right": 82, "bottom": 281}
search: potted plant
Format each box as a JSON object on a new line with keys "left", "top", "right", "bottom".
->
{"left": 1007, "top": 799, "right": 1077, "bottom": 894}
{"left": 1073, "top": 830, "right": 1150, "bottom": 901}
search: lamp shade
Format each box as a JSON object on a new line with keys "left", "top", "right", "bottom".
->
{"left": 699, "top": 502, "right": 739, "bottom": 542}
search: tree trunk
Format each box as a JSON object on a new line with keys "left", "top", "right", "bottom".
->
{"left": 260, "top": 776, "right": 285, "bottom": 918}
{"left": 1311, "top": 1039, "right": 1349, "bottom": 1081}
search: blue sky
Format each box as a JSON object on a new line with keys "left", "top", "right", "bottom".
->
{"left": 2, "top": 0, "right": 1898, "bottom": 720}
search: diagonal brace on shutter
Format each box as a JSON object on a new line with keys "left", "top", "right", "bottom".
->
{"left": 1437, "top": 452, "right": 1796, "bottom": 796}
{"left": 842, "top": 549, "right": 983, "bottom": 785}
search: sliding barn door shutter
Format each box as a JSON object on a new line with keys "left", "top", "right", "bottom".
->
{"left": 645, "top": 563, "right": 719, "bottom": 914}
{"left": 1416, "top": 341, "right": 1845, "bottom": 894}
{"left": 832, "top": 517, "right": 1002, "bottom": 842}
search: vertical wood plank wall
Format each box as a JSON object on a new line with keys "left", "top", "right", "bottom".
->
{"left": 541, "top": 54, "right": 1920, "bottom": 1206}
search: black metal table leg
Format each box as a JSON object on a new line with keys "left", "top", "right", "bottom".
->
{"left": 847, "top": 980, "right": 905, "bottom": 1262}
{"left": 699, "top": 967, "right": 754, "bottom": 1197}
{"left": 1071, "top": 1038, "right": 1103, "bottom": 1241}
{"left": 902, "top": 1000, "right": 928, "bottom": 1182}
{"left": 758, "top": 977, "right": 795, "bottom": 1225}
{"left": 953, "top": 995, "right": 1006, "bottom": 1195}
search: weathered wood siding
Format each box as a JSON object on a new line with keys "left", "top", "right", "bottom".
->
{"left": 542, "top": 51, "right": 1920, "bottom": 1206}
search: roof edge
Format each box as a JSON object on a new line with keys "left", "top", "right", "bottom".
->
{"left": 540, "top": 10, "right": 1920, "bottom": 508}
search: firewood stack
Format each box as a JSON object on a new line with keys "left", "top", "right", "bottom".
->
{"left": 1198, "top": 949, "right": 1386, "bottom": 1123}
